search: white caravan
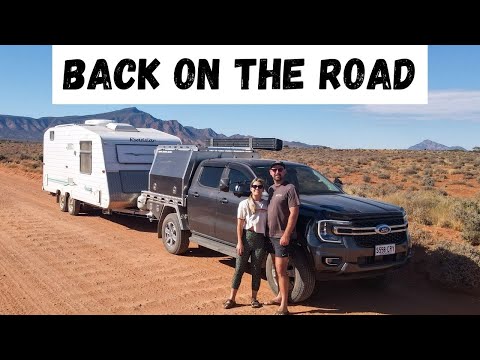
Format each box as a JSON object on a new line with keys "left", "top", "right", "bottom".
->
{"left": 42, "top": 119, "right": 182, "bottom": 215}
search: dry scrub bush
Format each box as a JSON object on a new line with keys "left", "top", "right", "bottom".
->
{"left": 410, "top": 225, "right": 480, "bottom": 292}
{"left": 409, "top": 224, "right": 434, "bottom": 246}
{"left": 0, "top": 140, "right": 43, "bottom": 173}
{"left": 383, "top": 190, "right": 461, "bottom": 230}
{"left": 424, "top": 240, "right": 480, "bottom": 291}
{"left": 453, "top": 199, "right": 480, "bottom": 246}
{"left": 344, "top": 183, "right": 404, "bottom": 199}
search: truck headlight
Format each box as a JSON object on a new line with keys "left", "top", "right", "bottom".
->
{"left": 317, "top": 220, "right": 351, "bottom": 244}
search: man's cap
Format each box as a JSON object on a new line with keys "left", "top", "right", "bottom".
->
{"left": 270, "top": 161, "right": 286, "bottom": 169}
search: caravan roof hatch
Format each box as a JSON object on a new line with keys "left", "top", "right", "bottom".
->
{"left": 84, "top": 119, "right": 116, "bottom": 126}
{"left": 106, "top": 122, "right": 138, "bottom": 132}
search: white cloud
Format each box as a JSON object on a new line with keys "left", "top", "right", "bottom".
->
{"left": 352, "top": 90, "right": 480, "bottom": 121}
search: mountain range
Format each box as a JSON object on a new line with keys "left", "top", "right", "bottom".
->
{"left": 0, "top": 107, "right": 323, "bottom": 148}
{"left": 0, "top": 108, "right": 468, "bottom": 150}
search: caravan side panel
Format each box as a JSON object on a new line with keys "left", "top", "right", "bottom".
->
{"left": 42, "top": 126, "right": 109, "bottom": 208}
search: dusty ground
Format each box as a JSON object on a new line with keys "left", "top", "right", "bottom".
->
{"left": 1, "top": 167, "right": 479, "bottom": 315}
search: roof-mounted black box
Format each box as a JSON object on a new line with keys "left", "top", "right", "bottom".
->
{"left": 210, "top": 137, "right": 283, "bottom": 151}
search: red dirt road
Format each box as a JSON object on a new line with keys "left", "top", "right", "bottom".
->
{"left": 1, "top": 167, "right": 479, "bottom": 315}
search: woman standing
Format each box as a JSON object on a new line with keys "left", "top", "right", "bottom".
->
{"left": 223, "top": 178, "right": 268, "bottom": 309}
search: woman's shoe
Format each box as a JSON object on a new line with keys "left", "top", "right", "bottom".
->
{"left": 251, "top": 299, "right": 262, "bottom": 308}
{"left": 223, "top": 299, "right": 236, "bottom": 309}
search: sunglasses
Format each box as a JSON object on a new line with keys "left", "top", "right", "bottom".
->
{"left": 251, "top": 184, "right": 264, "bottom": 189}
{"left": 270, "top": 168, "right": 284, "bottom": 173}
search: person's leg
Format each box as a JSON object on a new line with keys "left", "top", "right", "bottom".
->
{"left": 226, "top": 288, "right": 238, "bottom": 304}
{"left": 226, "top": 233, "right": 251, "bottom": 306}
{"left": 231, "top": 252, "right": 249, "bottom": 295}
{"left": 267, "top": 238, "right": 282, "bottom": 304}
{"left": 274, "top": 256, "right": 289, "bottom": 313}
{"left": 250, "top": 235, "right": 265, "bottom": 304}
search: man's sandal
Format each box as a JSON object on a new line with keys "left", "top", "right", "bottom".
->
{"left": 264, "top": 299, "right": 281, "bottom": 306}
{"left": 223, "top": 299, "right": 236, "bottom": 309}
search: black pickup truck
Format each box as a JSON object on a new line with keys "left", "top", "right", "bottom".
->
{"left": 137, "top": 139, "right": 412, "bottom": 302}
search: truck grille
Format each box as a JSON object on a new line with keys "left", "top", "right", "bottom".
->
{"left": 331, "top": 217, "right": 408, "bottom": 248}
{"left": 355, "top": 232, "right": 407, "bottom": 248}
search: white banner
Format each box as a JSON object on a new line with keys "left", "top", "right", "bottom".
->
{"left": 52, "top": 45, "right": 428, "bottom": 105}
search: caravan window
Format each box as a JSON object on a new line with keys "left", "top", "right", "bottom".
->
{"left": 116, "top": 145, "right": 158, "bottom": 164}
{"left": 80, "top": 141, "right": 92, "bottom": 174}
{"left": 49, "top": 131, "right": 54, "bottom": 141}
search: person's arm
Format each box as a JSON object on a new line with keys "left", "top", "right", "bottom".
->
{"left": 280, "top": 185, "right": 301, "bottom": 246}
{"left": 236, "top": 218, "right": 245, "bottom": 255}
{"left": 280, "top": 206, "right": 299, "bottom": 246}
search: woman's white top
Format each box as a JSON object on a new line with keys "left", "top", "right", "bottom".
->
{"left": 237, "top": 198, "right": 268, "bottom": 235}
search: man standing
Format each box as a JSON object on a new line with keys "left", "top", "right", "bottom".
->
{"left": 266, "top": 161, "right": 300, "bottom": 315}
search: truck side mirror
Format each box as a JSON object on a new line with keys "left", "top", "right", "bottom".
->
{"left": 233, "top": 183, "right": 251, "bottom": 198}
{"left": 333, "top": 177, "right": 343, "bottom": 190}
{"left": 219, "top": 178, "right": 229, "bottom": 192}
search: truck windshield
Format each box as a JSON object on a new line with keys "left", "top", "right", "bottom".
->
{"left": 251, "top": 164, "right": 342, "bottom": 195}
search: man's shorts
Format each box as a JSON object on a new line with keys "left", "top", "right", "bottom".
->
{"left": 268, "top": 237, "right": 291, "bottom": 258}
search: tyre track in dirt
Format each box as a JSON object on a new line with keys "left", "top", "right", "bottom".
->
{"left": 0, "top": 168, "right": 275, "bottom": 314}
{"left": 1, "top": 167, "right": 480, "bottom": 315}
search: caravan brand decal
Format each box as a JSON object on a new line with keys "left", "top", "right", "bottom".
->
{"left": 130, "top": 138, "right": 155, "bottom": 142}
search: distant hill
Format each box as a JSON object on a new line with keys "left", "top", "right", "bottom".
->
{"left": 0, "top": 107, "right": 320, "bottom": 148}
{"left": 408, "top": 139, "right": 467, "bottom": 151}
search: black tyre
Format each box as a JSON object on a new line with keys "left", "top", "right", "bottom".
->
{"left": 67, "top": 196, "right": 80, "bottom": 216}
{"left": 59, "top": 193, "right": 68, "bottom": 212}
{"left": 161, "top": 213, "right": 190, "bottom": 255}
{"left": 265, "top": 250, "right": 316, "bottom": 303}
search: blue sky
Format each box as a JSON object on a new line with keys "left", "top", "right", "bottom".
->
{"left": 1, "top": 45, "right": 480, "bottom": 150}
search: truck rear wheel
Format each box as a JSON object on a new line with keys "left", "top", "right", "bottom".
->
{"left": 161, "top": 213, "right": 190, "bottom": 255}
{"left": 265, "top": 249, "right": 316, "bottom": 303}
{"left": 59, "top": 193, "right": 68, "bottom": 212}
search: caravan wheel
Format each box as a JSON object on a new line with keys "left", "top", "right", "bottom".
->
{"left": 59, "top": 193, "right": 68, "bottom": 212}
{"left": 67, "top": 196, "right": 80, "bottom": 216}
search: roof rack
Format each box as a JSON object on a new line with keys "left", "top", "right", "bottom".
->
{"left": 209, "top": 137, "right": 283, "bottom": 151}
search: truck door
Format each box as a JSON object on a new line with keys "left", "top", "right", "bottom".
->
{"left": 187, "top": 163, "right": 225, "bottom": 236}
{"left": 215, "top": 164, "right": 254, "bottom": 244}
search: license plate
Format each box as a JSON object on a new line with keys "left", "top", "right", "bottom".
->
{"left": 375, "top": 244, "right": 396, "bottom": 256}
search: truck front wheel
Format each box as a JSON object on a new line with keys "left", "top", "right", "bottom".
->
{"left": 265, "top": 249, "right": 316, "bottom": 303}
{"left": 161, "top": 213, "right": 190, "bottom": 255}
